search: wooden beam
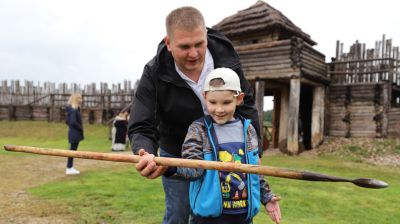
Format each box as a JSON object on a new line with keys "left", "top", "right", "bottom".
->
{"left": 235, "top": 39, "right": 291, "bottom": 52}
{"left": 300, "top": 77, "right": 324, "bottom": 87}
{"left": 245, "top": 69, "right": 300, "bottom": 80}
{"left": 278, "top": 87, "right": 289, "bottom": 150}
{"left": 238, "top": 45, "right": 291, "bottom": 57}
{"left": 287, "top": 78, "right": 301, "bottom": 155}
{"left": 311, "top": 86, "right": 325, "bottom": 148}
{"left": 272, "top": 91, "right": 280, "bottom": 148}
{"left": 381, "top": 83, "right": 389, "bottom": 137}
{"left": 255, "top": 80, "right": 265, "bottom": 150}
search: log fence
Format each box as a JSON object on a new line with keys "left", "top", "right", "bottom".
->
{"left": 328, "top": 35, "right": 400, "bottom": 87}
{"left": 0, "top": 80, "right": 136, "bottom": 123}
{"left": 327, "top": 35, "right": 400, "bottom": 138}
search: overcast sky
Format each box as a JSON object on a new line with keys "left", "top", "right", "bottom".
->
{"left": 0, "top": 0, "right": 399, "bottom": 87}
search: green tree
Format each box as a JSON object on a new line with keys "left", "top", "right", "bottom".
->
{"left": 264, "top": 110, "right": 272, "bottom": 123}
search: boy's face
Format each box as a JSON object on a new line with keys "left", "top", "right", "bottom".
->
{"left": 204, "top": 90, "right": 244, "bottom": 125}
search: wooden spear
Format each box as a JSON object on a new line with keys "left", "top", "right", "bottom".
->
{"left": 4, "top": 145, "right": 389, "bottom": 189}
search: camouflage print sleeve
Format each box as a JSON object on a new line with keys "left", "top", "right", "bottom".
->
{"left": 260, "top": 175, "right": 274, "bottom": 205}
{"left": 172, "top": 121, "right": 207, "bottom": 180}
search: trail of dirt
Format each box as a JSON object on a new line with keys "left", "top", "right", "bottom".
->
{"left": 0, "top": 152, "right": 131, "bottom": 224}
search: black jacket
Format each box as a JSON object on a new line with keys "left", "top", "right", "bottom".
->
{"left": 128, "top": 28, "right": 260, "bottom": 157}
{"left": 66, "top": 106, "right": 84, "bottom": 144}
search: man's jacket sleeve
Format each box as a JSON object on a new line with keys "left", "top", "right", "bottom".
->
{"left": 128, "top": 66, "right": 160, "bottom": 155}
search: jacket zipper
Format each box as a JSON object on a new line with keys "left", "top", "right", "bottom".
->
{"left": 243, "top": 120, "right": 253, "bottom": 220}
{"left": 206, "top": 118, "right": 223, "bottom": 215}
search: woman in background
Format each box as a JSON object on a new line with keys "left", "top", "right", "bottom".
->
{"left": 65, "top": 93, "right": 84, "bottom": 175}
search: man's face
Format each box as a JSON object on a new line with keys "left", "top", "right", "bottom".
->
{"left": 204, "top": 90, "right": 244, "bottom": 125}
{"left": 164, "top": 26, "right": 207, "bottom": 75}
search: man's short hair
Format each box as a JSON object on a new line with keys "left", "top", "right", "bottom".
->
{"left": 166, "top": 6, "right": 205, "bottom": 37}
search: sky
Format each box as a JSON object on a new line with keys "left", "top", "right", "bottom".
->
{"left": 0, "top": 0, "right": 399, "bottom": 110}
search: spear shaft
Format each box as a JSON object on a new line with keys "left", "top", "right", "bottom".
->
{"left": 4, "top": 145, "right": 388, "bottom": 189}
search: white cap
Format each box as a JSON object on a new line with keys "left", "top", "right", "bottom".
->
{"left": 203, "top": 68, "right": 241, "bottom": 94}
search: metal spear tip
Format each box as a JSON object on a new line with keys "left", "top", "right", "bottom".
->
{"left": 352, "top": 178, "right": 389, "bottom": 189}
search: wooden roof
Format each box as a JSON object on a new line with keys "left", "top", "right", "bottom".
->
{"left": 213, "top": 0, "right": 316, "bottom": 45}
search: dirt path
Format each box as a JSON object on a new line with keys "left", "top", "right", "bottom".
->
{"left": 0, "top": 152, "right": 131, "bottom": 224}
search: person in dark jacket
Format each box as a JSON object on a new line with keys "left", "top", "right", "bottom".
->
{"left": 111, "top": 112, "right": 128, "bottom": 151}
{"left": 65, "top": 93, "right": 84, "bottom": 175}
{"left": 128, "top": 6, "right": 264, "bottom": 224}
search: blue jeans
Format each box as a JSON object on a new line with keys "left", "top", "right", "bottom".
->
{"left": 160, "top": 149, "right": 193, "bottom": 224}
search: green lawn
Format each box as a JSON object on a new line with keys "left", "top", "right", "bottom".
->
{"left": 1, "top": 121, "right": 399, "bottom": 223}
{"left": 0, "top": 121, "right": 112, "bottom": 154}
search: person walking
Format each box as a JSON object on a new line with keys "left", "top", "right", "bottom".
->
{"left": 65, "top": 93, "right": 84, "bottom": 175}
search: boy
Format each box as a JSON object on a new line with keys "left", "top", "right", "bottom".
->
{"left": 164, "top": 68, "right": 281, "bottom": 224}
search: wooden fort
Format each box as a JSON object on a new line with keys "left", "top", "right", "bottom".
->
{"left": 328, "top": 36, "right": 400, "bottom": 138}
{"left": 1, "top": 0, "right": 399, "bottom": 155}
{"left": 0, "top": 80, "right": 135, "bottom": 124}
{"left": 213, "top": 1, "right": 329, "bottom": 154}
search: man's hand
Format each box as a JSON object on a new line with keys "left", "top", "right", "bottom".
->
{"left": 265, "top": 195, "right": 281, "bottom": 224}
{"left": 135, "top": 149, "right": 168, "bottom": 179}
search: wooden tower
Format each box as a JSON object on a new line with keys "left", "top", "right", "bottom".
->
{"left": 213, "top": 1, "right": 329, "bottom": 154}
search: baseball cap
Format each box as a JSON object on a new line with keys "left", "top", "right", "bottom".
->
{"left": 203, "top": 68, "right": 241, "bottom": 95}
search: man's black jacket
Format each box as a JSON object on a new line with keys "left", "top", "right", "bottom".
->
{"left": 128, "top": 28, "right": 260, "bottom": 157}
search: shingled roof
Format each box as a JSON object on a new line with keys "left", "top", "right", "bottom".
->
{"left": 213, "top": 0, "right": 316, "bottom": 45}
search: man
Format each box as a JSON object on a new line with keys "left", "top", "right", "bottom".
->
{"left": 128, "top": 6, "right": 267, "bottom": 224}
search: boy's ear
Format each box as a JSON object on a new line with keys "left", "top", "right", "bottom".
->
{"left": 236, "top": 92, "right": 245, "bottom": 106}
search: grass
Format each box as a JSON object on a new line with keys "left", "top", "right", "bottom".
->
{"left": 1, "top": 121, "right": 400, "bottom": 223}
{"left": 253, "top": 155, "right": 400, "bottom": 224}
{"left": 30, "top": 166, "right": 165, "bottom": 224}
{"left": 0, "top": 121, "right": 112, "bottom": 155}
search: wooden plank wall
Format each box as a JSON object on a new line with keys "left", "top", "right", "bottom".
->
{"left": 328, "top": 35, "right": 400, "bottom": 138}
{"left": 328, "top": 86, "right": 348, "bottom": 136}
{"left": 0, "top": 80, "right": 136, "bottom": 123}
{"left": 349, "top": 85, "right": 378, "bottom": 137}
{"left": 388, "top": 108, "right": 400, "bottom": 137}
{"left": 236, "top": 39, "right": 293, "bottom": 78}
{"left": 328, "top": 84, "right": 388, "bottom": 137}
{"left": 300, "top": 41, "right": 327, "bottom": 78}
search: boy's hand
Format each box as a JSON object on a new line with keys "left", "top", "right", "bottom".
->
{"left": 135, "top": 149, "right": 168, "bottom": 179}
{"left": 265, "top": 195, "right": 281, "bottom": 224}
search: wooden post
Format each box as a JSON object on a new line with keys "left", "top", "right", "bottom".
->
{"left": 287, "top": 78, "right": 301, "bottom": 155}
{"left": 381, "top": 83, "right": 389, "bottom": 137}
{"left": 49, "top": 94, "right": 55, "bottom": 122}
{"left": 255, "top": 80, "right": 265, "bottom": 150}
{"left": 344, "top": 86, "right": 351, "bottom": 138}
{"left": 1, "top": 80, "right": 8, "bottom": 105}
{"left": 278, "top": 87, "right": 289, "bottom": 150}
{"left": 107, "top": 90, "right": 112, "bottom": 112}
{"left": 9, "top": 105, "right": 16, "bottom": 121}
{"left": 335, "top": 40, "right": 340, "bottom": 60}
{"left": 311, "top": 86, "right": 325, "bottom": 148}
{"left": 272, "top": 91, "right": 280, "bottom": 148}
